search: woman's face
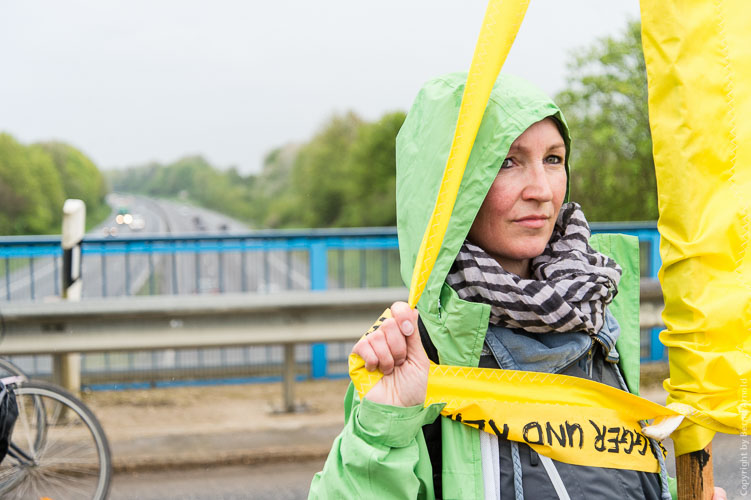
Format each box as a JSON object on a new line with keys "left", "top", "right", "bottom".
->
{"left": 468, "top": 117, "right": 567, "bottom": 278}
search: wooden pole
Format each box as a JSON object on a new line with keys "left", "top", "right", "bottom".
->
{"left": 676, "top": 442, "right": 714, "bottom": 500}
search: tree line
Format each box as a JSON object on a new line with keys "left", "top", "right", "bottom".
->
{"left": 109, "top": 110, "right": 406, "bottom": 229}
{"left": 110, "top": 20, "right": 656, "bottom": 229}
{"left": 0, "top": 134, "right": 109, "bottom": 235}
{"left": 1, "top": 20, "right": 655, "bottom": 235}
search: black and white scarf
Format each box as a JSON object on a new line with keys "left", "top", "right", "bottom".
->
{"left": 446, "top": 203, "right": 621, "bottom": 335}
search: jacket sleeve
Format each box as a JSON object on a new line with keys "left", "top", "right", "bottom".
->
{"left": 308, "top": 382, "right": 444, "bottom": 499}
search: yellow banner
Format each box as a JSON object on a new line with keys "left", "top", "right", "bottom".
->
{"left": 352, "top": 0, "right": 672, "bottom": 472}
{"left": 350, "top": 347, "right": 667, "bottom": 472}
{"left": 350, "top": 311, "right": 737, "bottom": 472}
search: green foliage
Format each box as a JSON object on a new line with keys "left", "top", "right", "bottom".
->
{"left": 111, "top": 110, "right": 405, "bottom": 229}
{"left": 0, "top": 133, "right": 54, "bottom": 234}
{"left": 251, "top": 145, "right": 300, "bottom": 228}
{"left": 0, "top": 134, "right": 107, "bottom": 235}
{"left": 340, "top": 112, "right": 405, "bottom": 227}
{"left": 289, "top": 112, "right": 362, "bottom": 227}
{"left": 109, "top": 156, "right": 255, "bottom": 222}
{"left": 258, "top": 110, "right": 404, "bottom": 228}
{"left": 555, "top": 20, "right": 657, "bottom": 221}
{"left": 35, "top": 141, "right": 110, "bottom": 229}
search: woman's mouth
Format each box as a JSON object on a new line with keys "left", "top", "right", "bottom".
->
{"left": 514, "top": 215, "right": 549, "bottom": 229}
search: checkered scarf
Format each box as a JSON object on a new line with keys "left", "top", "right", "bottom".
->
{"left": 445, "top": 203, "right": 621, "bottom": 335}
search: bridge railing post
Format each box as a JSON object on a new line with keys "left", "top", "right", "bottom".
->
{"left": 309, "top": 241, "right": 328, "bottom": 378}
{"left": 283, "top": 343, "right": 296, "bottom": 412}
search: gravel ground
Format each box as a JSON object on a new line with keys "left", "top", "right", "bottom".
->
{"left": 82, "top": 378, "right": 351, "bottom": 441}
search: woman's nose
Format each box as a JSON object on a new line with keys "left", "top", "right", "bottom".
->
{"left": 522, "top": 164, "right": 554, "bottom": 201}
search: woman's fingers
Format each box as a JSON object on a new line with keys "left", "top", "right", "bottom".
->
{"left": 368, "top": 324, "right": 396, "bottom": 374}
{"left": 355, "top": 302, "right": 429, "bottom": 407}
{"left": 353, "top": 337, "right": 379, "bottom": 371}
{"left": 352, "top": 301, "right": 422, "bottom": 374}
{"left": 382, "top": 318, "right": 407, "bottom": 367}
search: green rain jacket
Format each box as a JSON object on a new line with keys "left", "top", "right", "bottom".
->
{"left": 309, "top": 73, "right": 647, "bottom": 499}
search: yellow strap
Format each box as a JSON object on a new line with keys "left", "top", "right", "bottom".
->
{"left": 408, "top": 0, "right": 530, "bottom": 308}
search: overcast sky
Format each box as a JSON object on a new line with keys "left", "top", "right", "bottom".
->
{"left": 0, "top": 1, "right": 640, "bottom": 174}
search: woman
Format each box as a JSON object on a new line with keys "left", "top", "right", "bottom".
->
{"left": 309, "top": 73, "right": 725, "bottom": 499}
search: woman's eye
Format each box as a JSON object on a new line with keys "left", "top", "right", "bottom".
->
{"left": 500, "top": 158, "right": 513, "bottom": 169}
{"left": 545, "top": 155, "right": 563, "bottom": 164}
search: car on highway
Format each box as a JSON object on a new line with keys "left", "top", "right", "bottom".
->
{"left": 115, "top": 207, "right": 133, "bottom": 225}
{"left": 129, "top": 215, "right": 146, "bottom": 231}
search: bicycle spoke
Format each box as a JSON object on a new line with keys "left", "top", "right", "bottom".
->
{"left": 0, "top": 382, "right": 111, "bottom": 499}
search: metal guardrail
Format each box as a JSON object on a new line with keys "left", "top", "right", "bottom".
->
{"left": 0, "top": 288, "right": 408, "bottom": 354}
{"left": 0, "top": 285, "right": 665, "bottom": 405}
{"left": 0, "top": 288, "right": 408, "bottom": 409}
{"left": 0, "top": 225, "right": 667, "bottom": 384}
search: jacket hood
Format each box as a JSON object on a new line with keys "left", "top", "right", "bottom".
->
{"left": 395, "top": 72, "right": 571, "bottom": 362}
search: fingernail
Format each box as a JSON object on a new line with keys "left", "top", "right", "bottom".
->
{"left": 402, "top": 321, "right": 414, "bottom": 335}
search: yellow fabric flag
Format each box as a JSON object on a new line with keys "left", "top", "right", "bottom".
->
{"left": 640, "top": 0, "right": 751, "bottom": 455}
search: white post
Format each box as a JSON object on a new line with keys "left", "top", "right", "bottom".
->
{"left": 56, "top": 199, "right": 86, "bottom": 394}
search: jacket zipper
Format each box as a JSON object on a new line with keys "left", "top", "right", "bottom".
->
{"left": 586, "top": 346, "right": 595, "bottom": 378}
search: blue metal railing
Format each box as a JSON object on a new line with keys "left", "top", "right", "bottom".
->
{"left": 0, "top": 223, "right": 658, "bottom": 298}
{"left": 1, "top": 224, "right": 665, "bottom": 381}
{"left": 0, "top": 228, "right": 402, "bottom": 300}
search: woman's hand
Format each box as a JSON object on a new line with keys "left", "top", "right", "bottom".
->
{"left": 352, "top": 301, "right": 429, "bottom": 407}
{"left": 713, "top": 487, "right": 727, "bottom": 499}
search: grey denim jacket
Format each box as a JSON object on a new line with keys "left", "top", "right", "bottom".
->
{"left": 480, "top": 308, "right": 621, "bottom": 373}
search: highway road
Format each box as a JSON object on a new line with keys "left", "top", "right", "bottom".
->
{"left": 2, "top": 195, "right": 318, "bottom": 379}
{"left": 2, "top": 193, "right": 310, "bottom": 302}
{"left": 1, "top": 194, "right": 169, "bottom": 301}
{"left": 110, "top": 460, "right": 323, "bottom": 500}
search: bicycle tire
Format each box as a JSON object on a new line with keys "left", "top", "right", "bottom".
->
{"left": 0, "top": 381, "right": 112, "bottom": 500}
{"left": 0, "top": 357, "right": 47, "bottom": 453}
{"left": 0, "top": 357, "right": 27, "bottom": 379}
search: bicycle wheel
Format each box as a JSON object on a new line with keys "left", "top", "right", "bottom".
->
{"left": 0, "top": 358, "right": 27, "bottom": 379}
{"left": 0, "top": 357, "right": 47, "bottom": 454}
{"left": 0, "top": 381, "right": 112, "bottom": 500}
